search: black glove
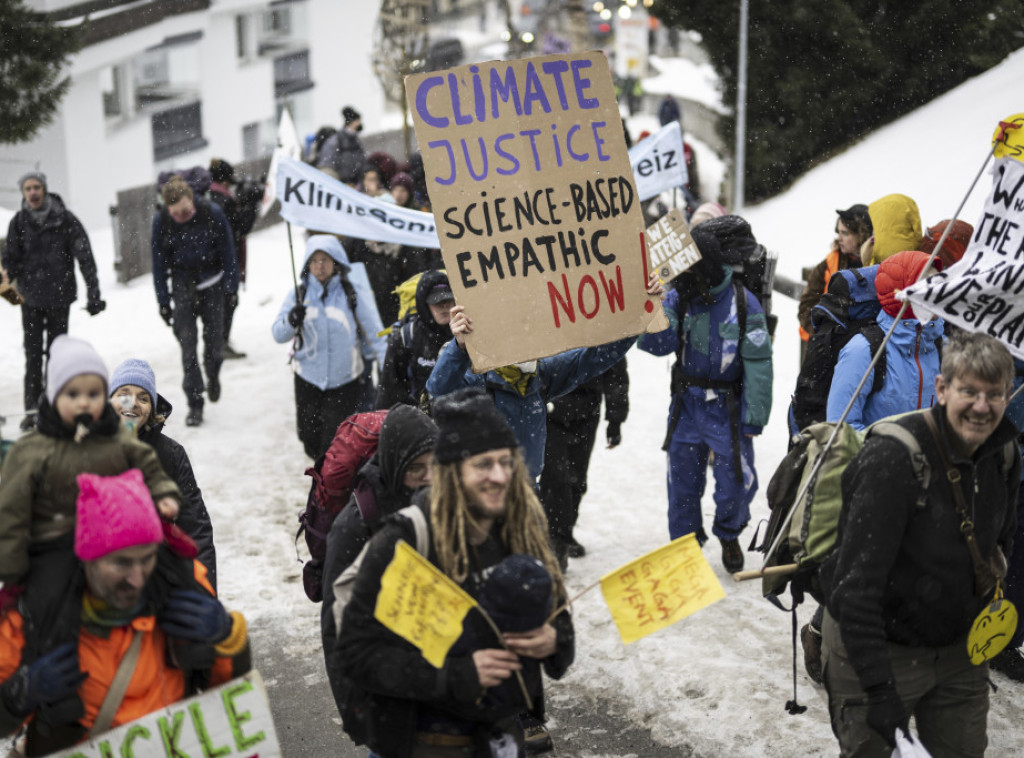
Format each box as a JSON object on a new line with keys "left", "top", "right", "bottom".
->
{"left": 0, "top": 642, "right": 87, "bottom": 718}
{"left": 226, "top": 292, "right": 239, "bottom": 310}
{"left": 288, "top": 304, "right": 306, "bottom": 329}
{"left": 865, "top": 681, "right": 908, "bottom": 748}
{"left": 158, "top": 590, "right": 232, "bottom": 644}
{"left": 85, "top": 290, "right": 106, "bottom": 316}
{"left": 606, "top": 421, "right": 622, "bottom": 448}
{"left": 160, "top": 304, "right": 174, "bottom": 327}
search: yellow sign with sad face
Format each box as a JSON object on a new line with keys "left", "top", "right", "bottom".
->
{"left": 967, "top": 588, "right": 1018, "bottom": 665}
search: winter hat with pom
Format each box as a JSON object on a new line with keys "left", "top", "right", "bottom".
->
{"left": 75, "top": 469, "right": 164, "bottom": 561}
{"left": 109, "top": 359, "right": 157, "bottom": 403}
{"left": 433, "top": 388, "right": 518, "bottom": 464}
{"left": 389, "top": 172, "right": 415, "bottom": 195}
{"left": 867, "top": 194, "right": 922, "bottom": 265}
{"left": 478, "top": 554, "right": 553, "bottom": 632}
{"left": 920, "top": 219, "right": 974, "bottom": 270}
{"left": 875, "top": 250, "right": 941, "bottom": 321}
{"left": 46, "top": 335, "right": 109, "bottom": 405}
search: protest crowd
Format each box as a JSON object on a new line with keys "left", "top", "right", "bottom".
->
{"left": 1, "top": 50, "right": 1024, "bottom": 758}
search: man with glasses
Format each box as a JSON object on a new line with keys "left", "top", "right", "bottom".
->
{"left": 336, "top": 388, "right": 573, "bottom": 757}
{"left": 819, "top": 331, "right": 1021, "bottom": 756}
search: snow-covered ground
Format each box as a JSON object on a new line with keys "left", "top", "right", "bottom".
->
{"left": 2, "top": 45, "right": 1024, "bottom": 757}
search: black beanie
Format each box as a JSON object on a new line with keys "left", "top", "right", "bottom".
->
{"left": 209, "top": 158, "right": 234, "bottom": 184}
{"left": 433, "top": 388, "right": 518, "bottom": 463}
{"left": 342, "top": 106, "right": 361, "bottom": 126}
{"left": 478, "top": 555, "right": 553, "bottom": 632}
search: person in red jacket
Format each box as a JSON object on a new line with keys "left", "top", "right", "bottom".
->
{"left": 0, "top": 469, "right": 249, "bottom": 756}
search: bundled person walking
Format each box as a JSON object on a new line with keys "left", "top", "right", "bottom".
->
{"left": 2, "top": 172, "right": 105, "bottom": 429}
{"left": 819, "top": 331, "right": 1020, "bottom": 756}
{"left": 321, "top": 404, "right": 438, "bottom": 724}
{"left": 0, "top": 469, "right": 249, "bottom": 756}
{"left": 375, "top": 270, "right": 455, "bottom": 410}
{"left": 638, "top": 218, "right": 773, "bottom": 573}
{"left": 151, "top": 176, "right": 239, "bottom": 427}
{"left": 336, "top": 388, "right": 573, "bottom": 757}
{"left": 109, "top": 358, "right": 217, "bottom": 588}
{"left": 272, "top": 235, "right": 387, "bottom": 459}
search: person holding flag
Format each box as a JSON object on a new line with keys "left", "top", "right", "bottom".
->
{"left": 336, "top": 388, "right": 572, "bottom": 757}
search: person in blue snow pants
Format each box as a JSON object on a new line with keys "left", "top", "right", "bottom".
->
{"left": 639, "top": 216, "right": 772, "bottom": 573}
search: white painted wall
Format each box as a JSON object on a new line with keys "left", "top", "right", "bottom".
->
{"left": 0, "top": 0, "right": 387, "bottom": 229}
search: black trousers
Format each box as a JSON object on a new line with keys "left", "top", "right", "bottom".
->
{"left": 171, "top": 278, "right": 225, "bottom": 410}
{"left": 539, "top": 414, "right": 600, "bottom": 545}
{"left": 294, "top": 374, "right": 363, "bottom": 460}
{"left": 21, "top": 304, "right": 70, "bottom": 411}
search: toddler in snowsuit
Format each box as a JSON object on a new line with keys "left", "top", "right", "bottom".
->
{"left": 0, "top": 336, "right": 181, "bottom": 732}
{"left": 639, "top": 217, "right": 773, "bottom": 573}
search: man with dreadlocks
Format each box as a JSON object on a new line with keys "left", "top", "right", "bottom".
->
{"left": 337, "top": 387, "right": 573, "bottom": 757}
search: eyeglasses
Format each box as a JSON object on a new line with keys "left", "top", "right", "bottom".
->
{"left": 468, "top": 456, "right": 516, "bottom": 474}
{"left": 954, "top": 385, "right": 1008, "bottom": 405}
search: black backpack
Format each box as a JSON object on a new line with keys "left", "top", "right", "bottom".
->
{"left": 693, "top": 215, "right": 778, "bottom": 338}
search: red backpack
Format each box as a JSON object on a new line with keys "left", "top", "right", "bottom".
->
{"left": 297, "top": 410, "right": 388, "bottom": 602}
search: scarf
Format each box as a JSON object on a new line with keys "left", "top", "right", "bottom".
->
{"left": 82, "top": 591, "right": 145, "bottom": 630}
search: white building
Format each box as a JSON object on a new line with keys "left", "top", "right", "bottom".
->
{"left": 1, "top": 0, "right": 386, "bottom": 229}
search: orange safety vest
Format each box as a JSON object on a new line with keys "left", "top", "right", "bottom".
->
{"left": 799, "top": 250, "right": 844, "bottom": 341}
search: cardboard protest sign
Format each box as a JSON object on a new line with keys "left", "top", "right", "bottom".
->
{"left": 900, "top": 113, "right": 1024, "bottom": 358}
{"left": 48, "top": 671, "right": 280, "bottom": 758}
{"left": 600, "top": 533, "right": 725, "bottom": 644}
{"left": 407, "top": 52, "right": 667, "bottom": 372}
{"left": 645, "top": 209, "right": 700, "bottom": 284}
{"left": 374, "top": 540, "right": 477, "bottom": 667}
{"left": 275, "top": 156, "right": 441, "bottom": 248}
{"left": 629, "top": 121, "right": 688, "bottom": 202}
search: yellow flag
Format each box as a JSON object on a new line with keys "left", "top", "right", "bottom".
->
{"left": 600, "top": 533, "right": 725, "bottom": 644}
{"left": 374, "top": 540, "right": 477, "bottom": 667}
{"left": 993, "top": 113, "right": 1024, "bottom": 162}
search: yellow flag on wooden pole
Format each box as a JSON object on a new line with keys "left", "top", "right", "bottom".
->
{"left": 600, "top": 533, "right": 725, "bottom": 644}
{"left": 374, "top": 540, "right": 477, "bottom": 667}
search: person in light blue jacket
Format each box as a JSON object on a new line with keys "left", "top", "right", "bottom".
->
{"left": 827, "top": 251, "right": 944, "bottom": 431}
{"left": 272, "top": 235, "right": 387, "bottom": 459}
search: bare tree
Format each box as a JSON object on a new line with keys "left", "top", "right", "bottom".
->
{"left": 372, "top": 0, "right": 430, "bottom": 157}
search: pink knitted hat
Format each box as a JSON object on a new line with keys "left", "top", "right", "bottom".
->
{"left": 75, "top": 470, "right": 164, "bottom": 561}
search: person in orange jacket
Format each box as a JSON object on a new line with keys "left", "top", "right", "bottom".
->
{"left": 0, "top": 469, "right": 250, "bottom": 756}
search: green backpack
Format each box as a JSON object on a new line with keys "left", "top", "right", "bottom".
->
{"left": 757, "top": 417, "right": 931, "bottom": 608}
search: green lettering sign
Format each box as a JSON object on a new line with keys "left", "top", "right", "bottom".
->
{"left": 222, "top": 681, "right": 265, "bottom": 751}
{"left": 157, "top": 712, "right": 192, "bottom": 758}
{"left": 120, "top": 725, "right": 151, "bottom": 758}
{"left": 189, "top": 702, "right": 231, "bottom": 758}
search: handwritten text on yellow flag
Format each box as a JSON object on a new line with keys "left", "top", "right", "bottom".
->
{"left": 600, "top": 533, "right": 725, "bottom": 644}
{"left": 374, "top": 540, "right": 477, "bottom": 667}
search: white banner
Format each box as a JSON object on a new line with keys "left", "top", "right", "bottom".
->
{"left": 275, "top": 157, "right": 441, "bottom": 248}
{"left": 900, "top": 156, "right": 1024, "bottom": 358}
{"left": 628, "top": 121, "right": 688, "bottom": 202}
{"left": 48, "top": 671, "right": 281, "bottom": 758}
{"left": 261, "top": 107, "right": 302, "bottom": 218}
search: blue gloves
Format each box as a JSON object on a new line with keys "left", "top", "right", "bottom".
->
{"left": 158, "top": 590, "right": 232, "bottom": 645}
{"left": 0, "top": 643, "right": 87, "bottom": 718}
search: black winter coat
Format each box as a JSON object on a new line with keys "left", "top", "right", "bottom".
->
{"left": 2, "top": 194, "right": 99, "bottom": 308}
{"left": 547, "top": 356, "right": 629, "bottom": 426}
{"left": 337, "top": 502, "right": 574, "bottom": 758}
{"left": 138, "top": 395, "right": 217, "bottom": 589}
{"left": 821, "top": 405, "right": 1020, "bottom": 690}
{"left": 375, "top": 269, "right": 452, "bottom": 410}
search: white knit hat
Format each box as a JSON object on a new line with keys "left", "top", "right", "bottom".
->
{"left": 45, "top": 335, "right": 109, "bottom": 405}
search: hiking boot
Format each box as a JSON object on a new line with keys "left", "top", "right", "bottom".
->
{"left": 185, "top": 406, "right": 203, "bottom": 427}
{"left": 566, "top": 536, "right": 586, "bottom": 558}
{"left": 517, "top": 714, "right": 553, "bottom": 755}
{"left": 720, "top": 538, "right": 744, "bottom": 573}
{"left": 554, "top": 541, "right": 569, "bottom": 573}
{"left": 207, "top": 375, "right": 221, "bottom": 402}
{"left": 801, "top": 623, "right": 824, "bottom": 685}
{"left": 990, "top": 646, "right": 1024, "bottom": 681}
{"left": 223, "top": 344, "right": 247, "bottom": 360}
